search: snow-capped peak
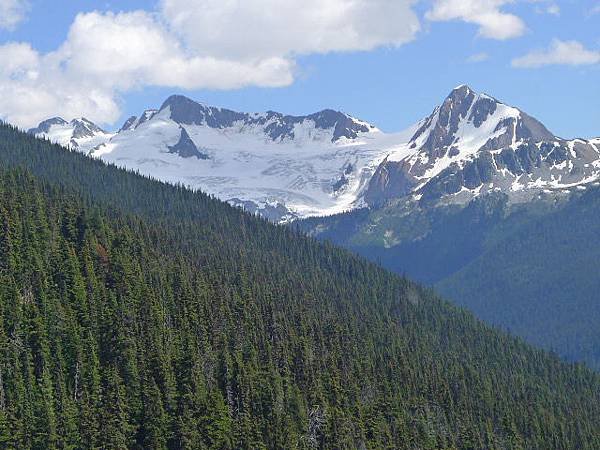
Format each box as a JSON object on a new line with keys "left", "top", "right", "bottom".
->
{"left": 452, "top": 83, "right": 473, "bottom": 92}
{"left": 78, "top": 95, "right": 385, "bottom": 220}
{"left": 28, "top": 117, "right": 69, "bottom": 135}
{"left": 365, "top": 86, "right": 598, "bottom": 207}
{"left": 69, "top": 117, "right": 107, "bottom": 139}
{"left": 28, "top": 117, "right": 113, "bottom": 154}
{"left": 405, "top": 86, "right": 553, "bottom": 156}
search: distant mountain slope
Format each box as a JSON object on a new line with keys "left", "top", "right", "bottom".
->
{"left": 2, "top": 122, "right": 600, "bottom": 448}
{"left": 294, "top": 86, "right": 600, "bottom": 369}
{"left": 436, "top": 186, "right": 600, "bottom": 368}
{"left": 28, "top": 86, "right": 600, "bottom": 221}
{"left": 300, "top": 187, "right": 600, "bottom": 369}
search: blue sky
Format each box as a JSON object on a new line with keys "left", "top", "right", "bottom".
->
{"left": 0, "top": 0, "right": 599, "bottom": 138}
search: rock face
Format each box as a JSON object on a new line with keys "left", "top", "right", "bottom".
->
{"left": 119, "top": 116, "right": 138, "bottom": 133}
{"left": 27, "top": 86, "right": 600, "bottom": 221}
{"left": 161, "top": 95, "right": 247, "bottom": 129}
{"left": 167, "top": 127, "right": 208, "bottom": 159}
{"left": 418, "top": 140, "right": 600, "bottom": 203}
{"left": 70, "top": 118, "right": 106, "bottom": 139}
{"left": 364, "top": 159, "right": 417, "bottom": 205}
{"left": 365, "top": 85, "right": 600, "bottom": 207}
{"left": 119, "top": 110, "right": 159, "bottom": 132}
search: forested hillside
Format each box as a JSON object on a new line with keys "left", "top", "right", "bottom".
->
{"left": 1, "top": 123, "right": 600, "bottom": 448}
{"left": 300, "top": 189, "right": 600, "bottom": 370}
{"left": 437, "top": 187, "right": 600, "bottom": 369}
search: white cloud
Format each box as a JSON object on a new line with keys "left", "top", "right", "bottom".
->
{"left": 0, "top": 11, "right": 295, "bottom": 127}
{"left": 467, "top": 52, "right": 490, "bottom": 63}
{"left": 426, "top": 0, "right": 526, "bottom": 40}
{"left": 57, "top": 11, "right": 294, "bottom": 91}
{"left": 0, "top": 0, "right": 29, "bottom": 30}
{"left": 590, "top": 4, "right": 600, "bottom": 15}
{"left": 0, "top": 41, "right": 122, "bottom": 127}
{"left": 161, "top": 0, "right": 420, "bottom": 59}
{"left": 512, "top": 39, "right": 600, "bottom": 68}
{"left": 0, "top": 2, "right": 421, "bottom": 128}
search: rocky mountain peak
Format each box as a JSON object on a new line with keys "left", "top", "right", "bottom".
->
{"left": 365, "top": 86, "right": 597, "bottom": 208}
{"left": 445, "top": 84, "right": 477, "bottom": 108}
{"left": 70, "top": 118, "right": 106, "bottom": 139}
{"left": 306, "top": 109, "right": 373, "bottom": 141}
{"left": 158, "top": 95, "right": 373, "bottom": 142}
{"left": 119, "top": 116, "right": 138, "bottom": 132}
{"left": 27, "top": 116, "right": 111, "bottom": 154}
{"left": 160, "top": 95, "right": 247, "bottom": 128}
{"left": 120, "top": 109, "right": 159, "bottom": 132}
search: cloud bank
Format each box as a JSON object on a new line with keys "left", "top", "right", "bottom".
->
{"left": 0, "top": 1, "right": 421, "bottom": 128}
{"left": 3, "top": 0, "right": 571, "bottom": 128}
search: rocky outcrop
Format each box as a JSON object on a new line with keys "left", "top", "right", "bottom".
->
{"left": 167, "top": 127, "right": 209, "bottom": 159}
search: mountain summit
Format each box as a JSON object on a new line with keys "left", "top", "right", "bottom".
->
{"left": 365, "top": 85, "right": 600, "bottom": 206}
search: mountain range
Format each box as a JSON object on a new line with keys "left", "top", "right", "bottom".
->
{"left": 29, "top": 85, "right": 600, "bottom": 222}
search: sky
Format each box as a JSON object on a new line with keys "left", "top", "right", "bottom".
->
{"left": 0, "top": 0, "right": 598, "bottom": 138}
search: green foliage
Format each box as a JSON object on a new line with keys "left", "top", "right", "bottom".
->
{"left": 1, "top": 123, "right": 600, "bottom": 448}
